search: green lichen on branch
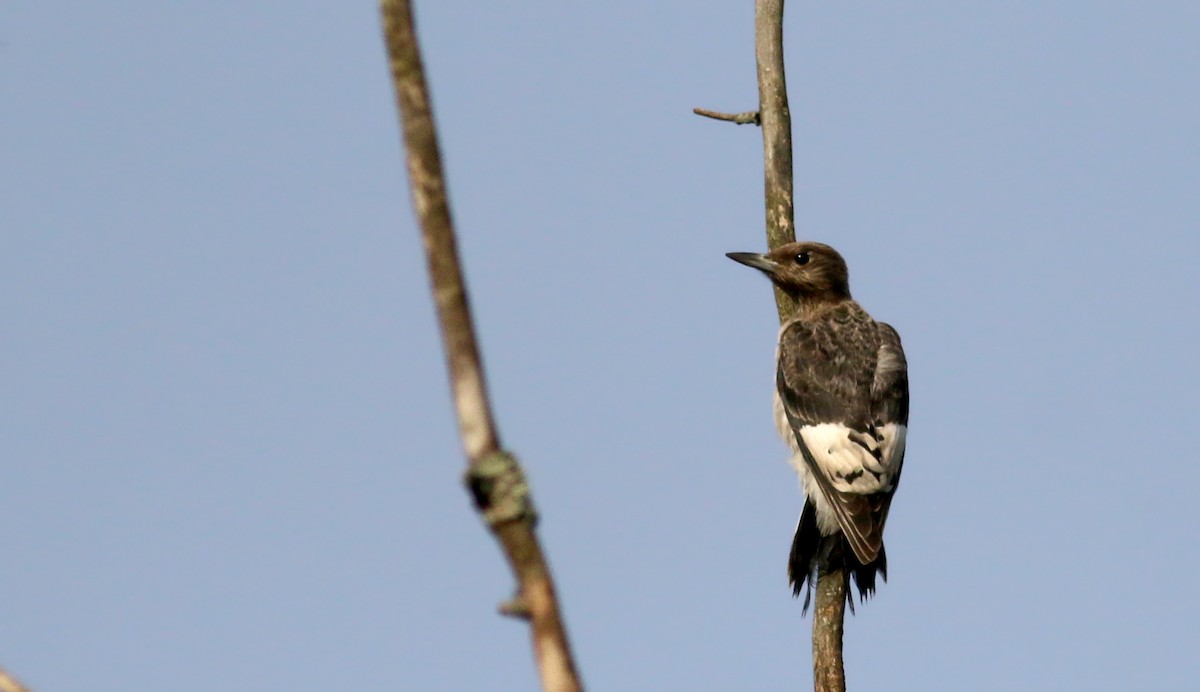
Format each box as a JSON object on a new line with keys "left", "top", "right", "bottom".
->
{"left": 465, "top": 450, "right": 538, "bottom": 527}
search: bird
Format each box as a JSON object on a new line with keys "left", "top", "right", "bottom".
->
{"left": 726, "top": 241, "right": 909, "bottom": 610}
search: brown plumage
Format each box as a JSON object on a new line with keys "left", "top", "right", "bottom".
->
{"left": 727, "top": 242, "right": 909, "bottom": 609}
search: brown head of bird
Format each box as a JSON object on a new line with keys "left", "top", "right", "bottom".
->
{"left": 726, "top": 241, "right": 851, "bottom": 302}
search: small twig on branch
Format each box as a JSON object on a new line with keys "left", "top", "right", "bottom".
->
{"left": 751, "top": 0, "right": 846, "bottom": 689}
{"left": 692, "top": 107, "right": 761, "bottom": 125}
{"left": 380, "top": 2, "right": 584, "bottom": 691}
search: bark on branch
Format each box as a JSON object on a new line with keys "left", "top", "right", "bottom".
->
{"left": 753, "top": 0, "right": 800, "bottom": 321}
{"left": 755, "top": 2, "right": 847, "bottom": 687}
{"left": 380, "top": 2, "right": 584, "bottom": 690}
{"left": 756, "top": 2, "right": 847, "bottom": 687}
{"left": 697, "top": 0, "right": 848, "bottom": 689}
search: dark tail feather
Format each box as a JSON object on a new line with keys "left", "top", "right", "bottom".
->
{"left": 788, "top": 501, "right": 887, "bottom": 614}
{"left": 787, "top": 501, "right": 823, "bottom": 611}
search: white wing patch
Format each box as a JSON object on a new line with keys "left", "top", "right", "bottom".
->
{"left": 772, "top": 393, "right": 906, "bottom": 536}
{"left": 796, "top": 422, "right": 892, "bottom": 491}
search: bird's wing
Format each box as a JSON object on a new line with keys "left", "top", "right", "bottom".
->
{"left": 777, "top": 316, "right": 903, "bottom": 564}
{"left": 867, "top": 322, "right": 909, "bottom": 525}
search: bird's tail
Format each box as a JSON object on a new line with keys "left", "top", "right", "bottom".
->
{"left": 788, "top": 500, "right": 887, "bottom": 613}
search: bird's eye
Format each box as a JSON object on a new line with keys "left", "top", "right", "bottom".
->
{"left": 795, "top": 252, "right": 810, "bottom": 265}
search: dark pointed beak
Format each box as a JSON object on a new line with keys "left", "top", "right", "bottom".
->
{"left": 725, "top": 252, "right": 778, "bottom": 275}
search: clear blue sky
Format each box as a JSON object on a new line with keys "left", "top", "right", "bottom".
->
{"left": 3, "top": 2, "right": 1198, "bottom": 690}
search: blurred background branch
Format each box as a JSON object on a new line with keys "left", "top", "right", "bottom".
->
{"left": 0, "top": 666, "right": 31, "bottom": 692}
{"left": 380, "top": 1, "right": 584, "bottom": 690}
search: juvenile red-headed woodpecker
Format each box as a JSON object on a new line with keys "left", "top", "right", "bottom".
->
{"left": 727, "top": 241, "right": 909, "bottom": 609}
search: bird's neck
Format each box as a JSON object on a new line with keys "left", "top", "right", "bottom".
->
{"left": 792, "top": 292, "right": 852, "bottom": 320}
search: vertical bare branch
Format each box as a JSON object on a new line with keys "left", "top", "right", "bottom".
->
{"left": 753, "top": 4, "right": 848, "bottom": 686}
{"left": 755, "top": 2, "right": 846, "bottom": 690}
{"left": 754, "top": 0, "right": 799, "bottom": 321}
{"left": 811, "top": 571, "right": 848, "bottom": 691}
{"left": 380, "top": 2, "right": 583, "bottom": 690}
